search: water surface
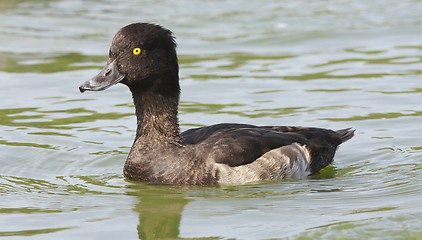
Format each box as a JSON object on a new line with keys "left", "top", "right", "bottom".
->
{"left": 1, "top": 1, "right": 422, "bottom": 239}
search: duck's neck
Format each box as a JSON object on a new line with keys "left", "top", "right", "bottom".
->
{"left": 131, "top": 86, "right": 182, "bottom": 145}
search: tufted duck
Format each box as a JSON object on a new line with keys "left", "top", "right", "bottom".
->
{"left": 79, "top": 23, "right": 354, "bottom": 185}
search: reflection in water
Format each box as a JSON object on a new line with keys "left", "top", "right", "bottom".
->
{"left": 130, "top": 185, "right": 190, "bottom": 239}
{"left": 136, "top": 197, "right": 188, "bottom": 239}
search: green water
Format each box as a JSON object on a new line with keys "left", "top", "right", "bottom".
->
{"left": 1, "top": 1, "right": 422, "bottom": 239}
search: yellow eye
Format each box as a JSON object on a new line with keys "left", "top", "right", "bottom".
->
{"left": 132, "top": 47, "right": 142, "bottom": 55}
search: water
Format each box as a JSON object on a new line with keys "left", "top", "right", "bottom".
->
{"left": 1, "top": 0, "right": 421, "bottom": 239}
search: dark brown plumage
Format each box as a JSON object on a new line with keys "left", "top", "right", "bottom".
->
{"left": 79, "top": 23, "right": 355, "bottom": 185}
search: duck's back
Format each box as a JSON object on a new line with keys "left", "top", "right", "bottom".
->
{"left": 182, "top": 123, "right": 354, "bottom": 175}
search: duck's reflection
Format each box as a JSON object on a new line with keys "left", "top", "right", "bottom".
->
{"left": 130, "top": 184, "right": 190, "bottom": 239}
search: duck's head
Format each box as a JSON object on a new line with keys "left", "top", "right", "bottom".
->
{"left": 79, "top": 23, "right": 179, "bottom": 96}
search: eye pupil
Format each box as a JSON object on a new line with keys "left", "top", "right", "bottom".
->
{"left": 133, "top": 48, "right": 141, "bottom": 55}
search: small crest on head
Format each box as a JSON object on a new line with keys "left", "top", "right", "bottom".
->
{"left": 115, "top": 23, "right": 177, "bottom": 51}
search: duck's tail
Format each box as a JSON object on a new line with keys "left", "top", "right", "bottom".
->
{"left": 336, "top": 128, "right": 355, "bottom": 144}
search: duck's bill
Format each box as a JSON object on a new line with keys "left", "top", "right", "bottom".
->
{"left": 79, "top": 59, "right": 125, "bottom": 93}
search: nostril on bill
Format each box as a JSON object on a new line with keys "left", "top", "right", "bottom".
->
{"left": 104, "top": 68, "right": 112, "bottom": 76}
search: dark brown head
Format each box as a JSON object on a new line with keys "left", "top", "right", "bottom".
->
{"left": 79, "top": 23, "right": 179, "bottom": 97}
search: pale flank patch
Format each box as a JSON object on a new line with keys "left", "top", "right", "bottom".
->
{"left": 216, "top": 143, "right": 311, "bottom": 184}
